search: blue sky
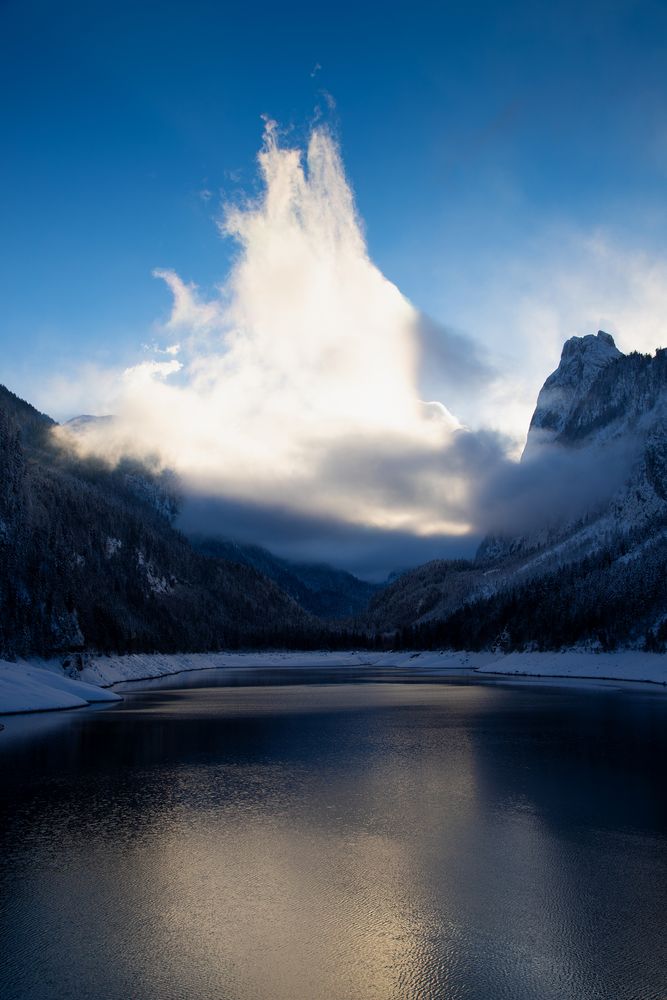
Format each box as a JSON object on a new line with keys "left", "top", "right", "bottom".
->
{"left": 4, "top": 0, "right": 667, "bottom": 575}
{"left": 2, "top": 0, "right": 667, "bottom": 420}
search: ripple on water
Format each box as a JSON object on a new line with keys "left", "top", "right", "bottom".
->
{"left": 1, "top": 680, "right": 666, "bottom": 1000}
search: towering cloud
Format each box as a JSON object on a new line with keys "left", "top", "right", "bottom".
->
{"left": 51, "top": 122, "right": 660, "bottom": 577}
{"left": 59, "top": 123, "right": 495, "bottom": 549}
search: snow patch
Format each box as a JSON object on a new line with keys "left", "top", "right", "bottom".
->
{"left": 475, "top": 649, "right": 667, "bottom": 685}
{"left": 136, "top": 550, "right": 173, "bottom": 594}
{"left": 105, "top": 536, "right": 122, "bottom": 558}
{"left": 0, "top": 660, "right": 122, "bottom": 715}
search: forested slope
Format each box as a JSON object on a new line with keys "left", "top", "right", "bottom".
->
{"left": 0, "top": 386, "right": 318, "bottom": 657}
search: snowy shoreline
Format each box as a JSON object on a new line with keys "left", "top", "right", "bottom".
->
{"left": 1, "top": 649, "right": 666, "bottom": 718}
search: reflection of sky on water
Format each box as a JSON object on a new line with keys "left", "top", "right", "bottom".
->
{"left": 1, "top": 681, "right": 666, "bottom": 999}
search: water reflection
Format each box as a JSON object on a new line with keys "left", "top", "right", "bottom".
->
{"left": 1, "top": 679, "right": 666, "bottom": 999}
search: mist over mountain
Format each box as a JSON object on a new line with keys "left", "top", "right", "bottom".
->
{"left": 1, "top": 329, "right": 666, "bottom": 657}
{"left": 366, "top": 332, "right": 667, "bottom": 651}
{"left": 0, "top": 385, "right": 328, "bottom": 658}
{"left": 190, "top": 536, "right": 380, "bottom": 620}
{"left": 51, "top": 125, "right": 500, "bottom": 572}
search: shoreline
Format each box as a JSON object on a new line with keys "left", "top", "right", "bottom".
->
{"left": 477, "top": 668, "right": 667, "bottom": 687}
{"left": 1, "top": 649, "right": 666, "bottom": 718}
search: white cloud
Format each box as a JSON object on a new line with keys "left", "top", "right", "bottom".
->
{"left": 444, "top": 226, "right": 667, "bottom": 446}
{"left": 39, "top": 363, "right": 124, "bottom": 419}
{"left": 59, "top": 124, "right": 468, "bottom": 538}
{"left": 511, "top": 230, "right": 667, "bottom": 359}
{"left": 122, "top": 358, "right": 182, "bottom": 385}
{"left": 151, "top": 268, "right": 224, "bottom": 335}
{"left": 49, "top": 126, "right": 667, "bottom": 558}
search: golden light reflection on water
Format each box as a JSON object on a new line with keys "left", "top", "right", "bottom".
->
{"left": 3, "top": 681, "right": 667, "bottom": 1000}
{"left": 142, "top": 796, "right": 452, "bottom": 995}
{"left": 127, "top": 692, "right": 483, "bottom": 1000}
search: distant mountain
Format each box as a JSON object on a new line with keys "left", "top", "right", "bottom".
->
{"left": 64, "top": 414, "right": 114, "bottom": 432}
{"left": 192, "top": 537, "right": 380, "bottom": 619}
{"left": 366, "top": 333, "right": 667, "bottom": 651}
{"left": 5, "top": 325, "right": 666, "bottom": 659}
{"left": 0, "top": 385, "right": 324, "bottom": 658}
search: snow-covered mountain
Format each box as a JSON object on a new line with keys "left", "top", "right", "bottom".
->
{"left": 366, "top": 333, "right": 667, "bottom": 650}
{"left": 0, "top": 385, "right": 379, "bottom": 658}
{"left": 481, "top": 333, "right": 667, "bottom": 561}
{"left": 3, "top": 327, "right": 666, "bottom": 657}
{"left": 191, "top": 536, "right": 380, "bottom": 620}
{"left": 523, "top": 330, "right": 622, "bottom": 456}
{"left": 0, "top": 385, "right": 320, "bottom": 657}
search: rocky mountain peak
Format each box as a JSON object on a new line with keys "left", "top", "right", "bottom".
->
{"left": 560, "top": 329, "right": 618, "bottom": 360}
{"left": 524, "top": 331, "right": 623, "bottom": 456}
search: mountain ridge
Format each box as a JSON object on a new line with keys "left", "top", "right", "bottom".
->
{"left": 365, "top": 333, "right": 667, "bottom": 650}
{"left": 0, "top": 385, "right": 329, "bottom": 657}
{"left": 3, "top": 327, "right": 667, "bottom": 657}
{"left": 191, "top": 536, "right": 380, "bottom": 620}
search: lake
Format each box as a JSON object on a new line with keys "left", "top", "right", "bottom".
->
{"left": 1, "top": 669, "right": 666, "bottom": 999}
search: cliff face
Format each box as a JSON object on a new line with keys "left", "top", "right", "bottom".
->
{"left": 523, "top": 331, "right": 622, "bottom": 456}
{"left": 480, "top": 335, "right": 667, "bottom": 560}
{"left": 366, "top": 335, "right": 667, "bottom": 650}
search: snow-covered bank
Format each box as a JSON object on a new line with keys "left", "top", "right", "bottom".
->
{"left": 78, "top": 650, "right": 372, "bottom": 688}
{"left": 2, "top": 648, "right": 666, "bottom": 717}
{"left": 0, "top": 652, "right": 373, "bottom": 715}
{"left": 366, "top": 649, "right": 667, "bottom": 684}
{"left": 374, "top": 649, "right": 667, "bottom": 684}
{"left": 0, "top": 660, "right": 122, "bottom": 715}
{"left": 473, "top": 650, "right": 667, "bottom": 685}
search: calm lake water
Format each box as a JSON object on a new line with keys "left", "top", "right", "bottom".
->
{"left": 1, "top": 669, "right": 666, "bottom": 1000}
